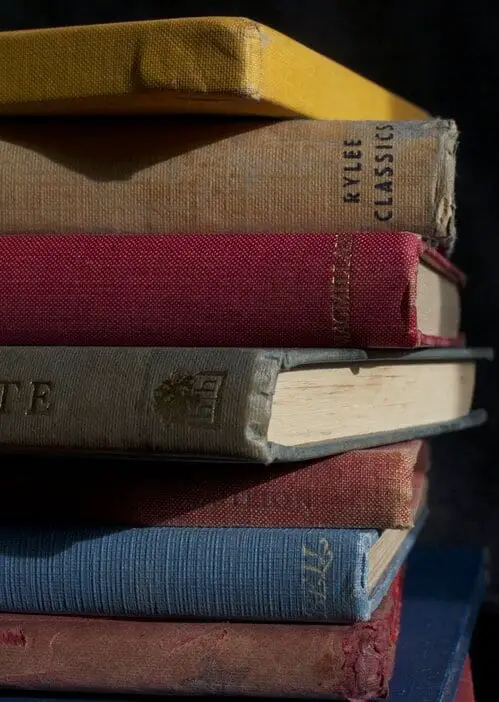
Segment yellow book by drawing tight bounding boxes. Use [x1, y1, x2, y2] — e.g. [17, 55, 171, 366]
[0, 17, 428, 118]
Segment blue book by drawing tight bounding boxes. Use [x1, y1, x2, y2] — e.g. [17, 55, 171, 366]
[0, 545, 483, 702]
[0, 514, 425, 623]
[382, 545, 484, 701]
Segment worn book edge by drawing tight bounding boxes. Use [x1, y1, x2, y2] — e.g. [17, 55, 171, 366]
[0, 17, 429, 119]
[367, 507, 428, 620]
[433, 119, 458, 250]
[0, 347, 489, 465]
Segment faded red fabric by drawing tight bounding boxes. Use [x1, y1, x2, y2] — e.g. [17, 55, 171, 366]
[0, 441, 427, 529]
[455, 657, 476, 702]
[0, 231, 462, 347]
[0, 574, 402, 699]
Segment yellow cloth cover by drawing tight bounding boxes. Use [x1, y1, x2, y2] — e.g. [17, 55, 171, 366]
[0, 17, 428, 119]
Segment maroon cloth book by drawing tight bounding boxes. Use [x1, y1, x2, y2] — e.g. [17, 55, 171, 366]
[0, 575, 402, 699]
[0, 441, 427, 529]
[0, 231, 462, 347]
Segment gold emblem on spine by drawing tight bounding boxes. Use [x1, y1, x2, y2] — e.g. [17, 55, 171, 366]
[152, 372, 225, 427]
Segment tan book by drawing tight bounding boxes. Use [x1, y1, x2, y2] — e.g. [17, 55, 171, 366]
[0, 17, 428, 119]
[0, 117, 457, 250]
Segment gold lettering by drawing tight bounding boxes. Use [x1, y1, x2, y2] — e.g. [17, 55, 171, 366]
[331, 234, 353, 346]
[302, 539, 333, 618]
[304, 564, 326, 575]
[153, 372, 225, 428]
[305, 588, 327, 605]
[27, 382, 53, 415]
[317, 537, 333, 559]
[302, 544, 319, 558]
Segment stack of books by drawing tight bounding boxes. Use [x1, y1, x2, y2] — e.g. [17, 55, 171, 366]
[0, 17, 491, 701]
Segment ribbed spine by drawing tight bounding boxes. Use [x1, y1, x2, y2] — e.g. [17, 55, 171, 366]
[0, 526, 376, 622]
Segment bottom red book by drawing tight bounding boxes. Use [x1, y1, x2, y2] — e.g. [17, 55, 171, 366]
[0, 574, 402, 700]
[455, 657, 476, 702]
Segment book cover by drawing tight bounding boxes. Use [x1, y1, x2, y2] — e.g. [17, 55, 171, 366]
[0, 17, 428, 119]
[0, 118, 456, 250]
[0, 346, 486, 463]
[0, 442, 427, 530]
[0, 232, 462, 348]
[382, 546, 484, 702]
[0, 547, 482, 700]
[0, 515, 422, 622]
[0, 576, 402, 699]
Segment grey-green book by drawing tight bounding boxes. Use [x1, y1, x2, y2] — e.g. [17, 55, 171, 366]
[0, 346, 490, 464]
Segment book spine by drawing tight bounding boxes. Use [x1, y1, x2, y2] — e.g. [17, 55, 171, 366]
[0, 525, 375, 622]
[0, 18, 259, 109]
[0, 346, 280, 462]
[0, 17, 428, 121]
[0, 118, 456, 249]
[0, 231, 461, 348]
[0, 442, 425, 529]
[0, 576, 401, 698]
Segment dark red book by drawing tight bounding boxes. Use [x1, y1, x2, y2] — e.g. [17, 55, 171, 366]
[0, 231, 462, 347]
[455, 657, 476, 702]
[0, 441, 427, 529]
[0, 574, 402, 699]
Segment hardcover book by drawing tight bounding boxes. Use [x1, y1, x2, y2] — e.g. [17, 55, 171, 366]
[382, 546, 484, 702]
[0, 118, 456, 250]
[0, 17, 428, 119]
[0, 346, 487, 463]
[0, 441, 427, 530]
[0, 547, 482, 700]
[0, 576, 403, 699]
[0, 504, 425, 622]
[0, 232, 462, 348]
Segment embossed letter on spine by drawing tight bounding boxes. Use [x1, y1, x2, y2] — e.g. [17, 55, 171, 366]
[0, 381, 53, 415]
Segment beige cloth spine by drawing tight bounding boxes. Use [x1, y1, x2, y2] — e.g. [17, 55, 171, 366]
[0, 117, 456, 249]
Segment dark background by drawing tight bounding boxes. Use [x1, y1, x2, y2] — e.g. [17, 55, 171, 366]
[1, 2, 497, 698]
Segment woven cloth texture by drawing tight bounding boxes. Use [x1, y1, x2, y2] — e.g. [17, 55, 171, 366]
[0, 118, 455, 249]
[0, 524, 379, 621]
[0, 346, 483, 463]
[0, 232, 460, 347]
[0, 574, 402, 698]
[0, 441, 426, 529]
[0, 17, 428, 119]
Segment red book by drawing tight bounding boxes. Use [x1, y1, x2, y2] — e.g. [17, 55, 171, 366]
[1, 441, 427, 529]
[0, 231, 462, 347]
[455, 657, 476, 702]
[0, 574, 402, 699]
